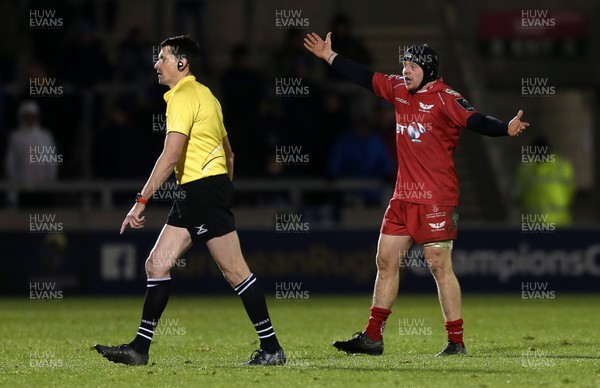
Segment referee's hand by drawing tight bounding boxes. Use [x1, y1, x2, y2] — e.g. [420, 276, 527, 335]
[120, 203, 146, 234]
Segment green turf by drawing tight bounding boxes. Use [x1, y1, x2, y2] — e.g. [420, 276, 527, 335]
[0, 295, 598, 387]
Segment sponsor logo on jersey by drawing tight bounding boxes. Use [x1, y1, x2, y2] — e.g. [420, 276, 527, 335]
[395, 97, 409, 105]
[396, 122, 430, 143]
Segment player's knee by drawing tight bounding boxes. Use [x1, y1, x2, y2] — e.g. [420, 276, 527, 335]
[376, 251, 399, 272]
[424, 247, 451, 274]
[218, 258, 250, 286]
[221, 267, 247, 287]
[145, 254, 170, 278]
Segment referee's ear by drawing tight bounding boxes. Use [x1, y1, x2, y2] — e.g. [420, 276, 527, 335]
[177, 57, 189, 72]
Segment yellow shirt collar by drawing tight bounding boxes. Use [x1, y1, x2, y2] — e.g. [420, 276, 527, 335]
[163, 75, 196, 102]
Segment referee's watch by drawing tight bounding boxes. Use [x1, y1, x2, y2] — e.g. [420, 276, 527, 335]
[135, 193, 149, 205]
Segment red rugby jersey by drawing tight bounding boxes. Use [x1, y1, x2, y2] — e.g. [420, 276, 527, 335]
[372, 73, 478, 206]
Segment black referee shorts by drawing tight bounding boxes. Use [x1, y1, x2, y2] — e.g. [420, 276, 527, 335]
[166, 174, 236, 243]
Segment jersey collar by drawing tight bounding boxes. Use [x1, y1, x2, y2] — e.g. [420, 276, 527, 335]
[415, 78, 444, 94]
[163, 75, 196, 102]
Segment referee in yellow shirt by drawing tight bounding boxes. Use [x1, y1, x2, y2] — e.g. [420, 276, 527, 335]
[95, 36, 285, 366]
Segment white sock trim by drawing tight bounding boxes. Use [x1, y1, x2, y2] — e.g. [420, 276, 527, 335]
[136, 332, 153, 340]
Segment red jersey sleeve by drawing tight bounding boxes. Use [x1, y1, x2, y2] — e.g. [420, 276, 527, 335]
[440, 88, 478, 128]
[372, 73, 404, 104]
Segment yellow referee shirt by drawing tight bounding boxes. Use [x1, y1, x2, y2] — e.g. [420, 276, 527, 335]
[163, 75, 228, 185]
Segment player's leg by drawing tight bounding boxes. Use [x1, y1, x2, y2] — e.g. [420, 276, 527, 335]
[423, 241, 466, 356]
[373, 234, 415, 308]
[369, 234, 414, 331]
[95, 225, 192, 365]
[207, 231, 285, 366]
[333, 233, 413, 355]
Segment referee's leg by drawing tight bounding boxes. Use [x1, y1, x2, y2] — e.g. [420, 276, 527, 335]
[206, 230, 250, 285]
[207, 231, 285, 363]
[131, 225, 192, 352]
[94, 225, 192, 365]
[146, 225, 192, 278]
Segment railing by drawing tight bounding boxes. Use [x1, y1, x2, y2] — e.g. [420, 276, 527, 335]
[0, 179, 394, 210]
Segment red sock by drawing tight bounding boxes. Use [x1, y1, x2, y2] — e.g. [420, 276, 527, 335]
[364, 306, 391, 341]
[445, 318, 464, 345]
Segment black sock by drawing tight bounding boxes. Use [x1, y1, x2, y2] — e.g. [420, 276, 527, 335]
[233, 273, 281, 353]
[129, 277, 171, 354]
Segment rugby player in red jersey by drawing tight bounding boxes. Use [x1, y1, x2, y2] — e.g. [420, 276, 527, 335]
[305, 32, 529, 356]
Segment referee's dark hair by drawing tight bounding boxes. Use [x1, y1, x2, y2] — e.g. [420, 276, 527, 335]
[161, 35, 202, 75]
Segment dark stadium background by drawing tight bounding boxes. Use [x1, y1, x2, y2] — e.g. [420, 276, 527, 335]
[1, 0, 598, 297]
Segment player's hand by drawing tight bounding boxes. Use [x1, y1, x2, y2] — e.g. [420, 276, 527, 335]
[507, 110, 530, 137]
[304, 32, 334, 61]
[120, 203, 146, 234]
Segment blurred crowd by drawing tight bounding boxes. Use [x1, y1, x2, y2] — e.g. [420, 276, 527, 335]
[1, 8, 396, 188]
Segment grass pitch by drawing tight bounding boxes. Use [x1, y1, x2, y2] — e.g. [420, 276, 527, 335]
[0, 294, 598, 387]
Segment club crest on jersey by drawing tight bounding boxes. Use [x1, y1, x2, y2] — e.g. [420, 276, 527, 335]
[418, 101, 434, 113]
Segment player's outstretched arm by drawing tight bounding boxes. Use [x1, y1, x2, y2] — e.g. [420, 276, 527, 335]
[466, 110, 529, 137]
[304, 32, 375, 91]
